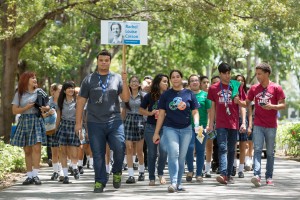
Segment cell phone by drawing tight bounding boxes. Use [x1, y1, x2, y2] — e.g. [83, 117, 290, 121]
[154, 139, 160, 144]
[259, 102, 266, 106]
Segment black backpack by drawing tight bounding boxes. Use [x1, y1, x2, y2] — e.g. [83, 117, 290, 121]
[34, 89, 49, 117]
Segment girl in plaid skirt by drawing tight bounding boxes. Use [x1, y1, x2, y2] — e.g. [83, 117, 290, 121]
[56, 81, 80, 184]
[121, 76, 146, 184]
[43, 83, 62, 181]
[11, 71, 50, 185]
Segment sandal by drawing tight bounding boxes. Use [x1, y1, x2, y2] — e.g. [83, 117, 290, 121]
[158, 176, 166, 185]
[186, 172, 194, 182]
[149, 180, 155, 186]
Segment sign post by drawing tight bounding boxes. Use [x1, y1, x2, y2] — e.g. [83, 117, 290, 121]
[122, 44, 126, 72]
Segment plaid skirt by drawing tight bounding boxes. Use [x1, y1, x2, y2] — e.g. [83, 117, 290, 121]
[124, 114, 145, 141]
[10, 114, 47, 147]
[57, 119, 80, 147]
[46, 132, 59, 147]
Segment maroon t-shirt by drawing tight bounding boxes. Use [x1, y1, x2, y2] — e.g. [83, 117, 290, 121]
[208, 81, 246, 129]
[247, 82, 285, 128]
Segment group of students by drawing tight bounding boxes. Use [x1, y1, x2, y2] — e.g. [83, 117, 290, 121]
[10, 49, 286, 193]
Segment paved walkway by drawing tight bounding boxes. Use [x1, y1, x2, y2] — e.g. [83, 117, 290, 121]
[1, 157, 300, 200]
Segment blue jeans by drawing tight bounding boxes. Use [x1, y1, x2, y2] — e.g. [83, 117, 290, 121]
[252, 125, 276, 179]
[216, 128, 238, 177]
[161, 125, 192, 185]
[87, 120, 125, 185]
[144, 123, 167, 181]
[186, 129, 208, 176]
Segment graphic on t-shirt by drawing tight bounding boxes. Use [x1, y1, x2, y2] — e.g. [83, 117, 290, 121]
[217, 90, 232, 104]
[257, 90, 273, 106]
[152, 101, 158, 110]
[169, 97, 186, 111]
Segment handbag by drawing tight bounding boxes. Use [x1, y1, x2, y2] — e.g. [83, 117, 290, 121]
[44, 109, 57, 135]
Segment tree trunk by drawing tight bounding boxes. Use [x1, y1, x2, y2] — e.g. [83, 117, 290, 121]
[0, 40, 20, 143]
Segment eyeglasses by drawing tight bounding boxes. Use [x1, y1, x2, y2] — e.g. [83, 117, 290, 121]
[130, 80, 139, 83]
[190, 79, 199, 83]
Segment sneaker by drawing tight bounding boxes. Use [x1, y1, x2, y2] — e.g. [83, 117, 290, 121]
[244, 165, 251, 171]
[168, 185, 177, 193]
[204, 172, 212, 178]
[177, 185, 186, 192]
[212, 162, 218, 172]
[126, 176, 136, 184]
[51, 172, 59, 180]
[149, 180, 155, 186]
[78, 166, 84, 175]
[113, 172, 122, 188]
[251, 176, 261, 187]
[32, 176, 42, 185]
[196, 176, 203, 183]
[238, 171, 244, 178]
[227, 176, 234, 184]
[59, 176, 64, 182]
[266, 178, 274, 186]
[48, 159, 53, 167]
[138, 172, 145, 181]
[22, 177, 33, 185]
[231, 166, 236, 176]
[216, 175, 227, 184]
[69, 166, 73, 175]
[94, 181, 104, 193]
[63, 176, 69, 184]
[186, 172, 193, 182]
[123, 163, 128, 171]
[73, 169, 80, 180]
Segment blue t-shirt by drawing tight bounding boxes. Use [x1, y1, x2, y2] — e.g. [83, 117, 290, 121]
[158, 88, 199, 129]
[140, 93, 159, 125]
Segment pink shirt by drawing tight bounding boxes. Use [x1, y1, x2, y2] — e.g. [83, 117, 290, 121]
[247, 82, 285, 128]
[208, 81, 246, 129]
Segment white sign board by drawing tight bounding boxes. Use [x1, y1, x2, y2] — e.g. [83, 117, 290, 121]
[101, 20, 148, 45]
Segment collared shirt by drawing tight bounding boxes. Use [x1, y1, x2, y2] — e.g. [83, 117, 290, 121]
[122, 92, 146, 115]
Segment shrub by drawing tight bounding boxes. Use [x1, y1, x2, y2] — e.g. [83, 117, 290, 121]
[277, 123, 300, 157]
[0, 138, 25, 180]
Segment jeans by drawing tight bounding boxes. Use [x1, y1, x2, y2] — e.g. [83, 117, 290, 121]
[87, 120, 125, 185]
[144, 123, 167, 181]
[252, 125, 276, 179]
[216, 128, 238, 177]
[186, 129, 208, 176]
[161, 125, 192, 185]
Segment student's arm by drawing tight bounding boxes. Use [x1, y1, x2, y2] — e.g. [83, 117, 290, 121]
[119, 72, 130, 102]
[153, 109, 166, 143]
[75, 96, 87, 134]
[206, 101, 215, 132]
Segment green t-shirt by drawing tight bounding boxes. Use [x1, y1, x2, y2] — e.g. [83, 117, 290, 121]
[192, 90, 211, 127]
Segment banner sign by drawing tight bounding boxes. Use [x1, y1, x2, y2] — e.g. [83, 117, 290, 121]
[101, 20, 148, 45]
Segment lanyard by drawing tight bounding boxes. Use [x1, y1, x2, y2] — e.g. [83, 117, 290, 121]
[220, 83, 231, 106]
[97, 72, 110, 94]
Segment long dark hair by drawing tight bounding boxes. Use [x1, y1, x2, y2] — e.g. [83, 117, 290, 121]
[57, 81, 76, 112]
[235, 74, 248, 93]
[125, 76, 143, 111]
[150, 74, 169, 102]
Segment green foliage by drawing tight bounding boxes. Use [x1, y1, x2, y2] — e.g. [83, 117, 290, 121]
[0, 138, 25, 180]
[277, 123, 300, 157]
